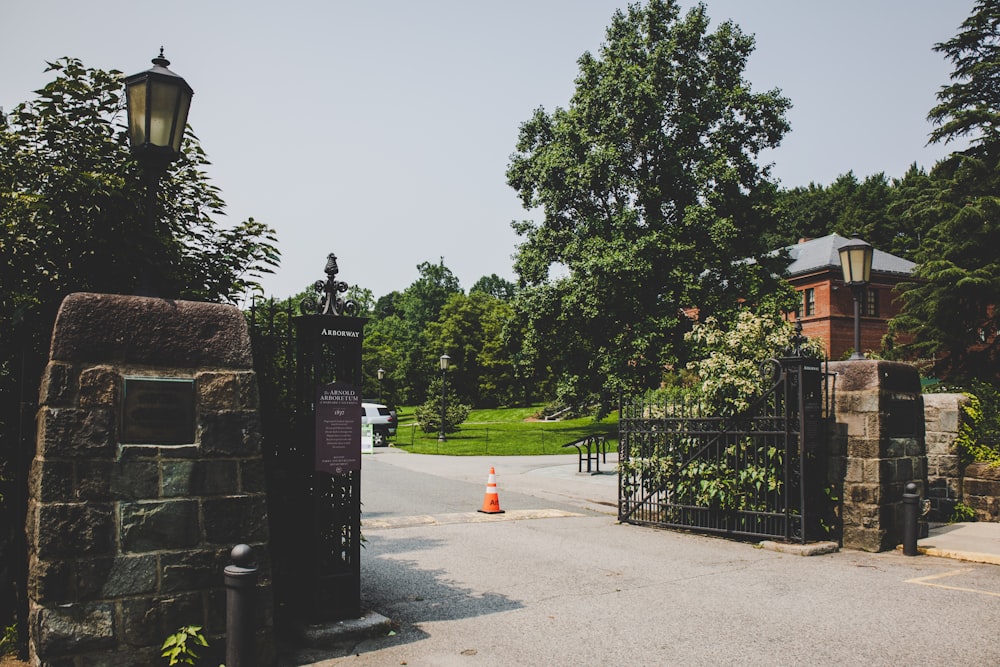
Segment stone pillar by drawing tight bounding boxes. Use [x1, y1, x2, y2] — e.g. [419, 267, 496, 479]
[827, 360, 925, 552]
[27, 293, 273, 666]
[923, 393, 967, 520]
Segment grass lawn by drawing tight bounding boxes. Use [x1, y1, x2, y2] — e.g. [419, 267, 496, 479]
[391, 405, 619, 456]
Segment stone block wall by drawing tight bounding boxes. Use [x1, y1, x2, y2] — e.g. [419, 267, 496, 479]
[925, 392, 1000, 521]
[826, 360, 925, 552]
[27, 293, 273, 666]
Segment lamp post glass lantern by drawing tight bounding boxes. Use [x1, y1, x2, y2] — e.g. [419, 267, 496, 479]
[838, 239, 873, 361]
[377, 368, 385, 403]
[124, 49, 193, 297]
[438, 354, 450, 442]
[125, 48, 193, 167]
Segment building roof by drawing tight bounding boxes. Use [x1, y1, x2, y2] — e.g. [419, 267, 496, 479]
[783, 233, 916, 278]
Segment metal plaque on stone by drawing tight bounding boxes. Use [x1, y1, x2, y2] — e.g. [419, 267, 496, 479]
[121, 377, 196, 445]
[315, 382, 361, 473]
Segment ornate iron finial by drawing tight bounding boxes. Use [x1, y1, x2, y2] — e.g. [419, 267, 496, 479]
[152, 47, 170, 68]
[300, 253, 359, 316]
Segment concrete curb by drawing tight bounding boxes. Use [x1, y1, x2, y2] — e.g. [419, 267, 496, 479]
[759, 540, 839, 556]
[904, 544, 1000, 566]
[278, 611, 394, 664]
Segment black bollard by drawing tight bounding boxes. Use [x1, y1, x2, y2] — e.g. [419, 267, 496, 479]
[225, 544, 258, 667]
[902, 482, 920, 557]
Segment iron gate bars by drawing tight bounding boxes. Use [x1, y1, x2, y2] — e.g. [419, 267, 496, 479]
[618, 356, 825, 543]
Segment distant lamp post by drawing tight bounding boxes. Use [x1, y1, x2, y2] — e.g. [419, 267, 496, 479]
[124, 49, 193, 296]
[838, 238, 873, 361]
[377, 367, 386, 404]
[438, 354, 451, 442]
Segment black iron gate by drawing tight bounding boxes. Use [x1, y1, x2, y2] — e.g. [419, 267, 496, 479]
[618, 355, 828, 543]
[249, 263, 366, 624]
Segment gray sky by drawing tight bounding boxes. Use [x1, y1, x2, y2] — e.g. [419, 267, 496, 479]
[1, 1, 973, 302]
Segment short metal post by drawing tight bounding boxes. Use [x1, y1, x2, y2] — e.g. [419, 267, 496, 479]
[225, 544, 258, 666]
[902, 483, 920, 557]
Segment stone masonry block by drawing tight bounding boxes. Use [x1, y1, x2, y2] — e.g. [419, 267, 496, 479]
[29, 458, 74, 503]
[39, 362, 75, 407]
[49, 293, 252, 369]
[120, 500, 201, 553]
[28, 556, 73, 605]
[849, 436, 880, 459]
[78, 366, 119, 408]
[202, 494, 269, 545]
[76, 555, 158, 600]
[162, 459, 239, 497]
[110, 459, 160, 500]
[848, 483, 882, 505]
[838, 390, 881, 414]
[967, 462, 1000, 481]
[33, 602, 116, 657]
[75, 460, 114, 501]
[841, 411, 870, 440]
[38, 407, 115, 458]
[844, 458, 864, 483]
[199, 410, 263, 457]
[161, 549, 221, 593]
[120, 593, 204, 649]
[197, 371, 259, 411]
[843, 525, 890, 553]
[79, 366, 122, 410]
[36, 502, 115, 560]
[924, 432, 953, 456]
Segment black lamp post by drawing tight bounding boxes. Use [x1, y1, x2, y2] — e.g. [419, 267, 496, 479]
[124, 49, 193, 296]
[438, 354, 450, 442]
[838, 238, 873, 361]
[377, 368, 385, 404]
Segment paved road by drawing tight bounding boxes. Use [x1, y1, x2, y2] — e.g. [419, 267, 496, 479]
[297, 448, 1000, 666]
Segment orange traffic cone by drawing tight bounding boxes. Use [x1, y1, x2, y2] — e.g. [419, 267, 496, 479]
[478, 466, 505, 514]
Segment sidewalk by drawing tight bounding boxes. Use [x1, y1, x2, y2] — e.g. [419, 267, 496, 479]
[919, 521, 1000, 565]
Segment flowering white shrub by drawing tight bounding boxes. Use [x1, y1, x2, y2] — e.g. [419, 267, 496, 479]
[684, 308, 825, 415]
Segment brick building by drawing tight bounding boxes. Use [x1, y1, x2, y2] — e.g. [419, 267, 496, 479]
[784, 234, 915, 359]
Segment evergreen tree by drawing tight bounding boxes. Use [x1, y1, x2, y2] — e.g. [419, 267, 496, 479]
[891, 0, 1000, 380]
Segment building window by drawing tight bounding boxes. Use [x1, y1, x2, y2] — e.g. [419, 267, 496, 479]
[862, 288, 879, 317]
[803, 288, 816, 316]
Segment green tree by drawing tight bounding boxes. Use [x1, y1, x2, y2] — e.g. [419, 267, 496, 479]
[506, 0, 791, 412]
[770, 172, 908, 258]
[469, 274, 517, 301]
[890, 0, 1000, 380]
[397, 259, 462, 329]
[414, 376, 471, 436]
[425, 291, 519, 408]
[361, 260, 463, 405]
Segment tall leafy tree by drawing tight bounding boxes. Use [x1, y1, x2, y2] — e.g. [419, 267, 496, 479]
[891, 0, 1000, 380]
[506, 0, 791, 410]
[469, 273, 517, 301]
[425, 291, 519, 407]
[362, 259, 463, 405]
